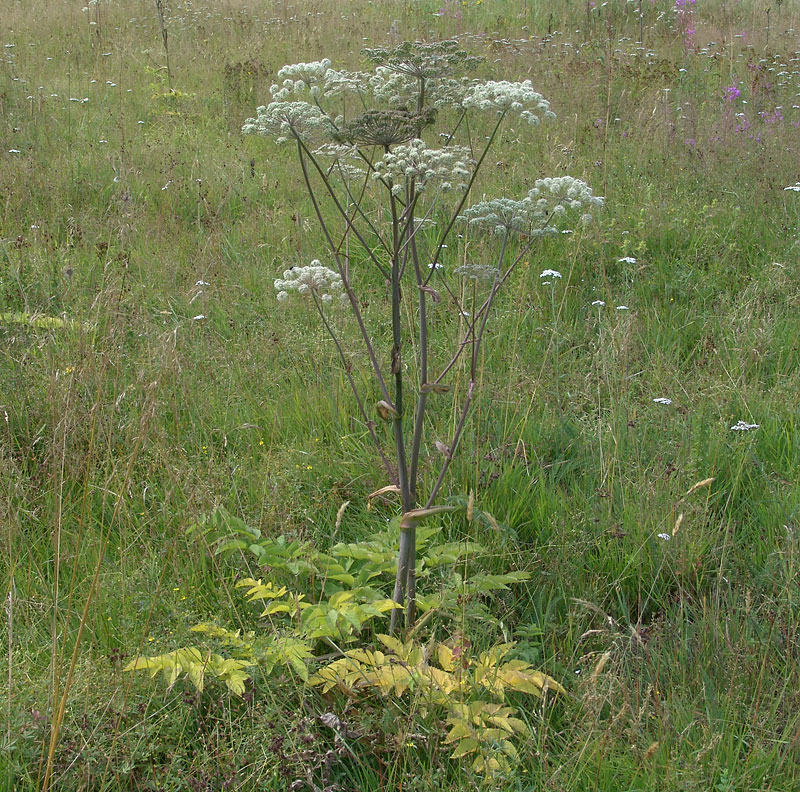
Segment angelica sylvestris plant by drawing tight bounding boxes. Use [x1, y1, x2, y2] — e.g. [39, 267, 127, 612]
[242, 41, 604, 631]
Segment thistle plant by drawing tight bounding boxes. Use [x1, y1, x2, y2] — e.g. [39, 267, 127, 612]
[243, 41, 604, 633]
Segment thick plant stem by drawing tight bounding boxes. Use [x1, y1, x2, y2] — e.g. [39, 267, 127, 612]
[388, 182, 414, 634]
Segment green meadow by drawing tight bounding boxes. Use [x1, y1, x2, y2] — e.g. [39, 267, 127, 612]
[2, 0, 800, 789]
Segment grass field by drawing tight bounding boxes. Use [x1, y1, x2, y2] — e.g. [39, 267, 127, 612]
[2, 0, 800, 789]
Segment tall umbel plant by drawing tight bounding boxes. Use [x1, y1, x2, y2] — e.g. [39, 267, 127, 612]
[243, 42, 603, 632]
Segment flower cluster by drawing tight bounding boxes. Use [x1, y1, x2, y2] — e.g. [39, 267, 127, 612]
[530, 176, 605, 211]
[369, 68, 469, 109]
[313, 143, 365, 180]
[730, 420, 759, 432]
[452, 263, 500, 281]
[369, 67, 418, 107]
[363, 40, 482, 80]
[459, 197, 542, 235]
[459, 178, 602, 235]
[529, 176, 605, 225]
[274, 261, 345, 304]
[242, 102, 333, 144]
[462, 80, 555, 124]
[269, 60, 331, 99]
[372, 139, 472, 195]
[335, 109, 432, 147]
[323, 69, 371, 97]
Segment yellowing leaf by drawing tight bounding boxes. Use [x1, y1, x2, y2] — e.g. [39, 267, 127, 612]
[444, 719, 473, 743]
[498, 660, 566, 696]
[377, 633, 405, 657]
[427, 666, 459, 695]
[437, 643, 456, 671]
[450, 737, 480, 758]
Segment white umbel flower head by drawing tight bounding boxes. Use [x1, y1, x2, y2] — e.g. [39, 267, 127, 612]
[269, 60, 332, 99]
[458, 197, 540, 235]
[274, 261, 345, 303]
[453, 263, 500, 281]
[369, 66, 418, 107]
[242, 102, 333, 144]
[529, 177, 605, 224]
[730, 420, 759, 431]
[372, 139, 472, 195]
[323, 69, 370, 96]
[459, 177, 602, 236]
[463, 80, 555, 124]
[313, 143, 366, 180]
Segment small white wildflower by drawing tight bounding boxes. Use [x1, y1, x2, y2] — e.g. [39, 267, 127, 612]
[784, 183, 800, 192]
[8, 149, 21, 154]
[616, 305, 629, 310]
[591, 300, 606, 307]
[618, 256, 637, 264]
[730, 420, 760, 431]
[192, 314, 206, 321]
[656, 533, 671, 541]
[428, 261, 444, 270]
[653, 397, 672, 405]
[540, 269, 562, 279]
[276, 290, 289, 302]
[195, 280, 210, 286]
